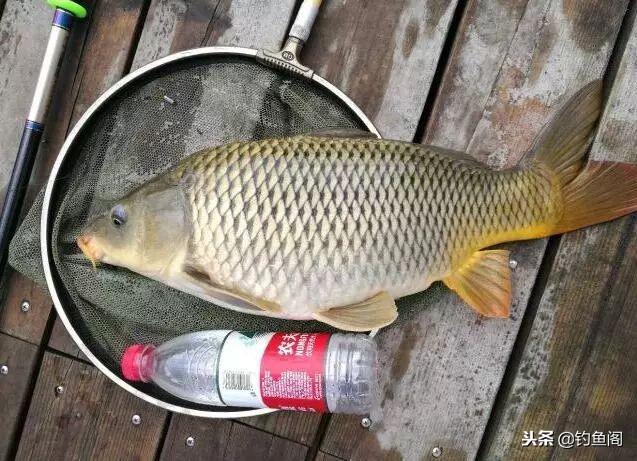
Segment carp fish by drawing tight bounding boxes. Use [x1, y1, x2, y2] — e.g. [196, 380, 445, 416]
[77, 81, 637, 331]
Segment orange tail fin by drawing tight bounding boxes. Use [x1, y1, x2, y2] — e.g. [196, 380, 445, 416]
[554, 161, 637, 234]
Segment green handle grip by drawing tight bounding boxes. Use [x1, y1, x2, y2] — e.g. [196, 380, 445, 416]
[47, 0, 87, 18]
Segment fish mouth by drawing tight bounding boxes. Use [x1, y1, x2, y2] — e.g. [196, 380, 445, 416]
[76, 234, 104, 269]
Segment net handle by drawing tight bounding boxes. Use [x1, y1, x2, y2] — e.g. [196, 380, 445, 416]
[256, 0, 323, 78]
[289, 0, 323, 44]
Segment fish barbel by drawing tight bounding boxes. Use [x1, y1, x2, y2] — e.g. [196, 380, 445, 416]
[77, 81, 637, 330]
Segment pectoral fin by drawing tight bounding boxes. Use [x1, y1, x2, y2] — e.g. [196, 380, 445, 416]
[443, 250, 512, 318]
[312, 291, 398, 331]
[180, 264, 282, 314]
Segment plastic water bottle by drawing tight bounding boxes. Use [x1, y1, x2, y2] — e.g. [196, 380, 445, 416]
[121, 331, 379, 414]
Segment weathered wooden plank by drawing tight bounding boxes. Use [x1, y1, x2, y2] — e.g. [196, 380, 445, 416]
[240, 411, 322, 445]
[224, 422, 308, 461]
[1, 272, 52, 345]
[482, 9, 637, 459]
[159, 415, 311, 460]
[65, 0, 150, 127]
[48, 315, 87, 361]
[15, 352, 168, 460]
[0, 333, 38, 460]
[316, 451, 346, 461]
[159, 415, 232, 460]
[0, 0, 52, 195]
[131, 0, 296, 71]
[320, 1, 629, 460]
[424, 0, 528, 150]
[302, 0, 459, 141]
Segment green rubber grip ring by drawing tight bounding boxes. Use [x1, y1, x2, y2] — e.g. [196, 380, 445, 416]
[47, 0, 87, 18]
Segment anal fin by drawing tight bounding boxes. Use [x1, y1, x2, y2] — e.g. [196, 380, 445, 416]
[443, 250, 512, 318]
[312, 291, 398, 331]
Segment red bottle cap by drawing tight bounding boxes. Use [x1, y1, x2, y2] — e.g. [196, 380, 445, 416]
[121, 344, 148, 381]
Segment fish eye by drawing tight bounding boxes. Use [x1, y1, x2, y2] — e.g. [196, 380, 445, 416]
[111, 205, 127, 227]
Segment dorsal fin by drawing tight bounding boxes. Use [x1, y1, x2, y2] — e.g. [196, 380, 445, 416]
[527, 80, 603, 182]
[305, 128, 378, 139]
[431, 146, 489, 168]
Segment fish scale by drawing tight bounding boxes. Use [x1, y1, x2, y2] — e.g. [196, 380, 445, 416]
[169, 136, 556, 315]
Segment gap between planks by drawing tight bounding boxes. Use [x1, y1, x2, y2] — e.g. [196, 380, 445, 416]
[412, 0, 469, 144]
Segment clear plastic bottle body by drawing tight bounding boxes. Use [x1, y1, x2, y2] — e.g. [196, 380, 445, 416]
[128, 331, 379, 414]
[139, 330, 229, 405]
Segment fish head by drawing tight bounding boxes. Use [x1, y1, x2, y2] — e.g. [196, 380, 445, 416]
[77, 180, 190, 276]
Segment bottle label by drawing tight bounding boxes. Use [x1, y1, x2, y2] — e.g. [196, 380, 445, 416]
[217, 332, 272, 408]
[260, 332, 331, 412]
[217, 332, 330, 411]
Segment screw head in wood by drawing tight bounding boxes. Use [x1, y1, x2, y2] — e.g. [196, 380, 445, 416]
[432, 446, 442, 458]
[21, 300, 30, 312]
[509, 259, 518, 269]
[185, 436, 195, 447]
[0, 365, 8, 375]
[132, 414, 141, 425]
[55, 385, 64, 395]
[360, 417, 372, 428]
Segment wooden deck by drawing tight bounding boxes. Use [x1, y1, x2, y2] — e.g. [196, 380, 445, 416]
[0, 1, 635, 460]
